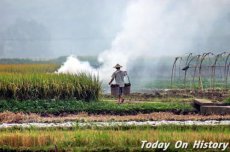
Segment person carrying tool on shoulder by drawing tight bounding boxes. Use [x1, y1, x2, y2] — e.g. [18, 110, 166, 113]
[109, 64, 127, 103]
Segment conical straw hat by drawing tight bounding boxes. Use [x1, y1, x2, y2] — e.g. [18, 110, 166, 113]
[113, 64, 122, 68]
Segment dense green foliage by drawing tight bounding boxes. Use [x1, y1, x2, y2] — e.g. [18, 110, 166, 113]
[225, 97, 230, 105]
[0, 100, 194, 115]
[0, 73, 101, 101]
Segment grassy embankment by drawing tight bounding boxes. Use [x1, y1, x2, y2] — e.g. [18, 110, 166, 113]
[0, 125, 229, 151]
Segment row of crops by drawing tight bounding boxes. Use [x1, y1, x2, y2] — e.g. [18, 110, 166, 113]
[0, 64, 58, 73]
[0, 64, 101, 101]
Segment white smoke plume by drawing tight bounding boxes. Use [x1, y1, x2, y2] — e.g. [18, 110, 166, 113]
[57, 55, 98, 75]
[57, 0, 230, 82]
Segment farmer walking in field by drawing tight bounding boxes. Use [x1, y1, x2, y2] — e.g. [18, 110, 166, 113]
[109, 64, 127, 103]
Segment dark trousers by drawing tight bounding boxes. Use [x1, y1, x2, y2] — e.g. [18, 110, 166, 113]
[119, 87, 124, 96]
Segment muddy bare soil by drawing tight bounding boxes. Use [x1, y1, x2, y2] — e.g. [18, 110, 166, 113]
[104, 89, 230, 101]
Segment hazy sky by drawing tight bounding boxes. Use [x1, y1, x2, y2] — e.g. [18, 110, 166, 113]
[0, 0, 128, 58]
[0, 0, 230, 58]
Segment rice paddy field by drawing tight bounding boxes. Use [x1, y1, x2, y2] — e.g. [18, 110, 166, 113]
[0, 126, 229, 152]
[0, 64, 58, 73]
[0, 64, 100, 101]
[0, 63, 229, 152]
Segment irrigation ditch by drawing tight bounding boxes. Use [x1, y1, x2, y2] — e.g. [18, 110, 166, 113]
[0, 120, 230, 129]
